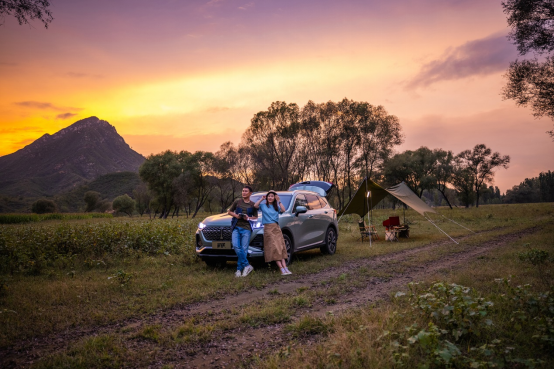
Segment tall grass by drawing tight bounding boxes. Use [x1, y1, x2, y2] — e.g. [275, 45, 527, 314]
[0, 218, 198, 274]
[0, 213, 113, 224]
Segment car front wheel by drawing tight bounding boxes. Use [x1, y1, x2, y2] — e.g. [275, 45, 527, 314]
[283, 233, 294, 265]
[320, 227, 337, 255]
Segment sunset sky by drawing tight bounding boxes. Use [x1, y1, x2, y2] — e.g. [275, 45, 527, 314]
[1, 0, 552, 191]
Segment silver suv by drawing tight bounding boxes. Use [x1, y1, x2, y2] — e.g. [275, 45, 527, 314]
[195, 181, 338, 267]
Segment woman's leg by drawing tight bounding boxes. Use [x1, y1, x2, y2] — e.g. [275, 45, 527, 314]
[280, 259, 287, 269]
[276, 260, 283, 269]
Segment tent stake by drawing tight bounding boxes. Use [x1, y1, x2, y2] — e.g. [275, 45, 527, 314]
[425, 216, 459, 244]
[440, 215, 476, 233]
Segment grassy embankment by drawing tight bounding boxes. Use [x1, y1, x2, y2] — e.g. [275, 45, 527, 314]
[0, 204, 552, 367]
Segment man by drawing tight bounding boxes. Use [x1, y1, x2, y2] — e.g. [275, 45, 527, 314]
[228, 185, 258, 277]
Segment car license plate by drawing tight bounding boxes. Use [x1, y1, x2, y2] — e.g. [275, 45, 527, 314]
[213, 241, 232, 249]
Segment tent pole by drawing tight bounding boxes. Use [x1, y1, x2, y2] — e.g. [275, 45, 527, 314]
[425, 216, 459, 244]
[440, 214, 476, 233]
[364, 178, 371, 248]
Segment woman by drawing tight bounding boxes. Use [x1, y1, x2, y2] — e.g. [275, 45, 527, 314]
[254, 190, 292, 275]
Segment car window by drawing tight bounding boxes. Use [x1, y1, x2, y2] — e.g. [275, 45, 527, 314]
[317, 195, 329, 208]
[305, 194, 321, 210]
[293, 194, 307, 212]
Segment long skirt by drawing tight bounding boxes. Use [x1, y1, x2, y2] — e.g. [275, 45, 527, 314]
[263, 223, 288, 263]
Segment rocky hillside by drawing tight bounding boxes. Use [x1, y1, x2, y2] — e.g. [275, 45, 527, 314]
[0, 117, 145, 197]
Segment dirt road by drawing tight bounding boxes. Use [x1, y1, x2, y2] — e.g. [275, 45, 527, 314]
[0, 227, 537, 368]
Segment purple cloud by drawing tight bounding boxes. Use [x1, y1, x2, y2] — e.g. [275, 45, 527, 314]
[406, 33, 519, 89]
[14, 101, 82, 112]
[65, 72, 104, 79]
[56, 112, 78, 120]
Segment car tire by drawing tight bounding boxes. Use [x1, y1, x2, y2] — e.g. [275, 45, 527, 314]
[320, 227, 337, 255]
[283, 233, 294, 266]
[204, 258, 226, 268]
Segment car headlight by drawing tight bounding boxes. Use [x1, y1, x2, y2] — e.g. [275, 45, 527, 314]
[252, 221, 263, 229]
[198, 222, 206, 230]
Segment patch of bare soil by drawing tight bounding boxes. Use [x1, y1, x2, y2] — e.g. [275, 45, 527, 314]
[0, 227, 537, 368]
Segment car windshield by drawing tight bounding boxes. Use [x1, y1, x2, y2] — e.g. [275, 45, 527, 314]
[250, 194, 293, 210]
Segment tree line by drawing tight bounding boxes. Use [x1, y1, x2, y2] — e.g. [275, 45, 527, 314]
[135, 99, 515, 218]
[504, 171, 554, 203]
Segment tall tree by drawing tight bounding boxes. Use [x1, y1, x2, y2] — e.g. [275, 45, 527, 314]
[383, 147, 436, 197]
[0, 0, 53, 28]
[187, 151, 216, 218]
[132, 183, 151, 217]
[433, 149, 455, 209]
[84, 191, 101, 212]
[245, 101, 306, 189]
[502, 0, 554, 139]
[456, 144, 510, 207]
[451, 161, 476, 208]
[139, 151, 181, 218]
[214, 143, 243, 212]
[356, 104, 403, 180]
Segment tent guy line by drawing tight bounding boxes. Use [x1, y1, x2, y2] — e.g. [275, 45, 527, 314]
[337, 178, 471, 244]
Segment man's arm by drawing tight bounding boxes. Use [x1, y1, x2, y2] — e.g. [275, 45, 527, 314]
[247, 202, 259, 221]
[227, 201, 241, 219]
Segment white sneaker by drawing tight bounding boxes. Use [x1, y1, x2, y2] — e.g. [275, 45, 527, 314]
[284, 267, 292, 275]
[280, 267, 288, 275]
[235, 270, 242, 278]
[242, 265, 254, 277]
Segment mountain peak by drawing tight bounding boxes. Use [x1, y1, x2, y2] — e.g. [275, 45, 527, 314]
[0, 117, 145, 197]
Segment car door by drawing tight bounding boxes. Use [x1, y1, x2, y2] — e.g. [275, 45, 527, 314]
[303, 193, 327, 245]
[317, 195, 334, 223]
[288, 194, 311, 248]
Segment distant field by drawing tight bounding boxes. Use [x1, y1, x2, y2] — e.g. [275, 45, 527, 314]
[0, 204, 552, 368]
[0, 213, 113, 224]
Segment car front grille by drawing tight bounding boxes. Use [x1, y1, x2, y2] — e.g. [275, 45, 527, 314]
[202, 226, 232, 241]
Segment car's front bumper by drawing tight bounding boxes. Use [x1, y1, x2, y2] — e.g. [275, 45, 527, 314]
[195, 228, 265, 259]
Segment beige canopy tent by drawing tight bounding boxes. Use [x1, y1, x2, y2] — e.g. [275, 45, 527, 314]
[338, 178, 467, 244]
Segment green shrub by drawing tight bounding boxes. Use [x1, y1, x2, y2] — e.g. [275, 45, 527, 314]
[32, 199, 57, 214]
[112, 195, 135, 216]
[383, 280, 553, 368]
[518, 248, 550, 266]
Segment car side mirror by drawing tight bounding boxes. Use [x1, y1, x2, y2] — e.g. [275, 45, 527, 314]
[295, 206, 307, 216]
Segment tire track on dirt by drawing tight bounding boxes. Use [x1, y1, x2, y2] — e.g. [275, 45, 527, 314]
[0, 226, 531, 368]
[162, 227, 538, 368]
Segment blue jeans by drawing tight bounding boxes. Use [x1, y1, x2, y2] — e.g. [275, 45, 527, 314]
[232, 227, 251, 272]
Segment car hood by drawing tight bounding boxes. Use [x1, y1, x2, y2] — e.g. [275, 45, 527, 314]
[201, 213, 233, 227]
[201, 212, 264, 227]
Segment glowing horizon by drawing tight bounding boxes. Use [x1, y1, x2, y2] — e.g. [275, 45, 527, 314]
[1, 0, 552, 191]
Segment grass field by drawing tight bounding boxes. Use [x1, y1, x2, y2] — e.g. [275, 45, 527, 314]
[0, 204, 553, 368]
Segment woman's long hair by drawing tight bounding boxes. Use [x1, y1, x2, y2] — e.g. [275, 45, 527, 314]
[265, 194, 279, 211]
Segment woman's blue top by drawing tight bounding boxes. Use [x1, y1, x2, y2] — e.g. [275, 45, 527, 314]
[259, 202, 282, 224]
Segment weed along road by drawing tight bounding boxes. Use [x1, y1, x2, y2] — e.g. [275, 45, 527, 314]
[0, 204, 553, 368]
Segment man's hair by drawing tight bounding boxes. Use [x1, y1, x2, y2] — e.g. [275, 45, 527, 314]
[243, 185, 253, 193]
